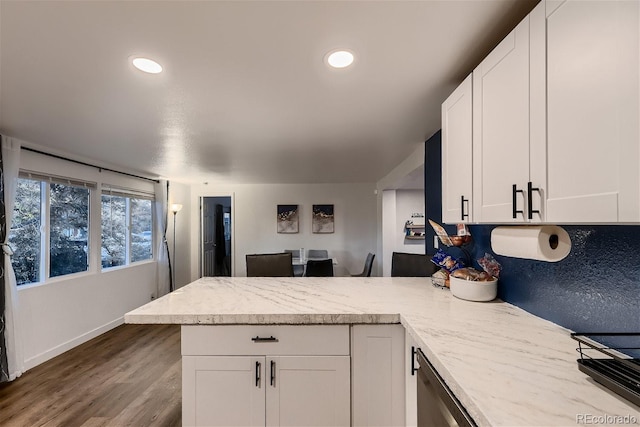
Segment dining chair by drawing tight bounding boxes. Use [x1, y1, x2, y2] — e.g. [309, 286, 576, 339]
[307, 249, 328, 259]
[284, 249, 304, 277]
[246, 252, 294, 277]
[351, 253, 375, 277]
[391, 252, 439, 277]
[305, 259, 334, 277]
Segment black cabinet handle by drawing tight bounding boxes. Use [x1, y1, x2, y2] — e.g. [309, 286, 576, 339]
[255, 361, 261, 387]
[270, 360, 275, 386]
[411, 346, 419, 376]
[251, 336, 278, 342]
[527, 182, 541, 220]
[512, 184, 524, 219]
[460, 196, 469, 221]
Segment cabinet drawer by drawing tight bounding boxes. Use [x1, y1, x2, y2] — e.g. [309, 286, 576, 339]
[182, 325, 350, 356]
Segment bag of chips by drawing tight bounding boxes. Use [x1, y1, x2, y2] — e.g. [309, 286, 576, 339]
[477, 253, 502, 278]
[431, 249, 464, 273]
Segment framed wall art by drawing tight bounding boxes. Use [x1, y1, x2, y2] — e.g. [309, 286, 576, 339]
[312, 204, 334, 233]
[277, 204, 299, 233]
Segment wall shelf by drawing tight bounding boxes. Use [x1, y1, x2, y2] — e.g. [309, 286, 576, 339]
[404, 221, 425, 240]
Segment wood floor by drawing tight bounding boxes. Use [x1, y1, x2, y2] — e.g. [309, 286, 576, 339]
[0, 324, 182, 427]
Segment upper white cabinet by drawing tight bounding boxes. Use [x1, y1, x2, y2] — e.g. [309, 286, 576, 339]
[443, 0, 639, 223]
[442, 74, 474, 223]
[545, 0, 640, 222]
[471, 1, 546, 223]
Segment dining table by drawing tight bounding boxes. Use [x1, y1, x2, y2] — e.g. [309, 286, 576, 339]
[291, 257, 338, 266]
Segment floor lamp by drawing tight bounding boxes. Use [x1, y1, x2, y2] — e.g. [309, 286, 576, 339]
[171, 203, 183, 292]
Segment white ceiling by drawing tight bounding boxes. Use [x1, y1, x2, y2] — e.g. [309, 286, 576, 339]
[0, 0, 537, 185]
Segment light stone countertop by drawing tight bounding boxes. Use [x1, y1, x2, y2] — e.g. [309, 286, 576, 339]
[125, 277, 640, 426]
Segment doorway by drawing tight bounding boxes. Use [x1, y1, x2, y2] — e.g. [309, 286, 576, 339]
[201, 196, 232, 277]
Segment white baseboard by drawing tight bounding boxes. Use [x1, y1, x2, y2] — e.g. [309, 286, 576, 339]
[24, 317, 124, 371]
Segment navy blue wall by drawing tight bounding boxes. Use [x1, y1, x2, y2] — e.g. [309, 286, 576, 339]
[424, 131, 442, 255]
[425, 135, 640, 333]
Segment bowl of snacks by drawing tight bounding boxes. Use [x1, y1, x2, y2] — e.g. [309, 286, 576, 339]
[449, 267, 497, 302]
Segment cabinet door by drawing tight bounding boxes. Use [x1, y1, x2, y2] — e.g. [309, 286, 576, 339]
[442, 74, 473, 224]
[266, 356, 350, 427]
[351, 324, 405, 427]
[473, 15, 533, 223]
[546, 0, 640, 222]
[404, 332, 418, 427]
[183, 356, 266, 427]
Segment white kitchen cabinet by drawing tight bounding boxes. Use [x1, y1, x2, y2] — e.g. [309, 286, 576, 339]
[447, 0, 640, 224]
[545, 0, 640, 222]
[266, 356, 350, 427]
[472, 1, 546, 223]
[183, 356, 265, 427]
[182, 325, 350, 427]
[442, 74, 474, 224]
[404, 332, 418, 427]
[351, 324, 405, 427]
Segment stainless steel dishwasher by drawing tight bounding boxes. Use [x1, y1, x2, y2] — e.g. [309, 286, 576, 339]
[414, 346, 477, 427]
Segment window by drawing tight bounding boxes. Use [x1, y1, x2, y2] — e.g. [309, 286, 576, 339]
[130, 198, 153, 262]
[10, 178, 42, 284]
[9, 170, 155, 285]
[10, 174, 91, 285]
[101, 187, 154, 269]
[101, 194, 126, 267]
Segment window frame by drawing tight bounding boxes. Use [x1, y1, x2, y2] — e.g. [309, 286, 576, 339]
[11, 172, 95, 286]
[101, 185, 155, 270]
[10, 171, 156, 287]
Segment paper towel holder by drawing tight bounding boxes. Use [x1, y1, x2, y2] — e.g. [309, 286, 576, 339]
[491, 225, 571, 262]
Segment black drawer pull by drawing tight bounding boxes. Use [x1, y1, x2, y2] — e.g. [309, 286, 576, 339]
[527, 182, 541, 220]
[251, 336, 278, 342]
[512, 184, 524, 219]
[460, 196, 469, 221]
[270, 360, 276, 386]
[255, 361, 261, 387]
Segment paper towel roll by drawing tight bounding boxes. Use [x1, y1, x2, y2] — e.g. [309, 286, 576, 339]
[490, 225, 571, 262]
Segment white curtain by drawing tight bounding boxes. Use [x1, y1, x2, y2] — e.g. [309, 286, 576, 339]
[154, 179, 171, 297]
[2, 136, 24, 380]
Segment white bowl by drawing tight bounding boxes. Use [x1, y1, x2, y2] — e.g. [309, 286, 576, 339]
[449, 276, 498, 302]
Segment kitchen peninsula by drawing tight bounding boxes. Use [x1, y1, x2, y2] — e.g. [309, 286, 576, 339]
[125, 277, 640, 426]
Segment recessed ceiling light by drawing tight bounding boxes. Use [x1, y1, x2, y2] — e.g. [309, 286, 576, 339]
[132, 57, 163, 74]
[326, 50, 354, 69]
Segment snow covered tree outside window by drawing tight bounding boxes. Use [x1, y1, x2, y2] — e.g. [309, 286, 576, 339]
[101, 194, 153, 268]
[9, 176, 153, 285]
[9, 178, 42, 285]
[10, 178, 89, 285]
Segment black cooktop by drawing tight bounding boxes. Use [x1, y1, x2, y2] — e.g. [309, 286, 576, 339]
[571, 332, 640, 408]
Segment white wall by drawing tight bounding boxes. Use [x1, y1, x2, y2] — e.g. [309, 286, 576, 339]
[168, 181, 191, 289]
[376, 144, 425, 276]
[380, 190, 425, 275]
[20, 263, 156, 369]
[189, 182, 377, 278]
[395, 190, 425, 254]
[15, 146, 158, 370]
[381, 190, 397, 277]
